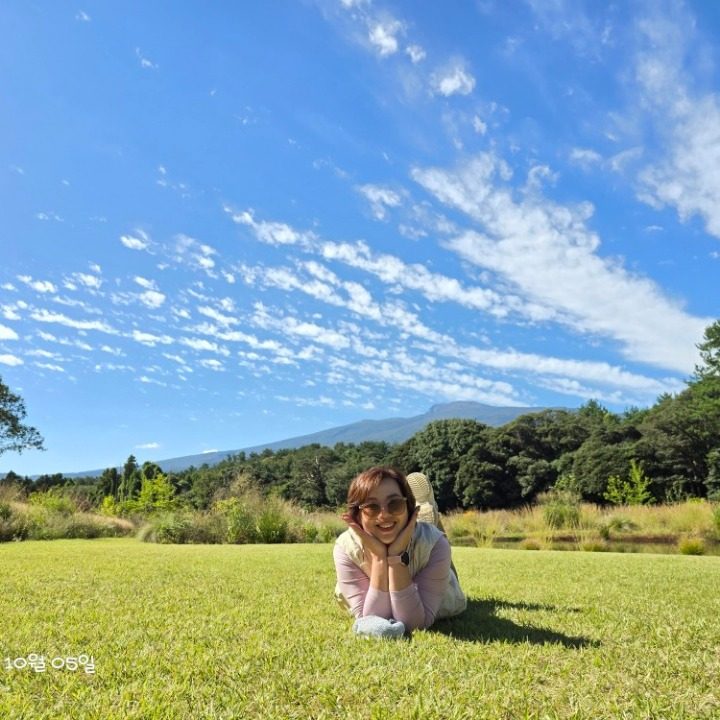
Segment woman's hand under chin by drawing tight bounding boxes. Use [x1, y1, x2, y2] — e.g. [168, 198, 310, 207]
[387, 506, 419, 557]
[341, 512, 388, 561]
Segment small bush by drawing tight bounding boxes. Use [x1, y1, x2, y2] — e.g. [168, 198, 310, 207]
[678, 537, 705, 556]
[0, 501, 12, 521]
[317, 518, 345, 543]
[99, 495, 119, 517]
[28, 489, 75, 516]
[214, 497, 258, 544]
[140, 512, 192, 544]
[542, 491, 580, 530]
[183, 512, 224, 544]
[256, 506, 289, 543]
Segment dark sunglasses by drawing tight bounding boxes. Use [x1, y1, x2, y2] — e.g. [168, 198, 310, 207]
[354, 497, 407, 517]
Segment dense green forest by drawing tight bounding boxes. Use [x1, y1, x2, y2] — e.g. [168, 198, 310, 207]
[4, 321, 720, 513]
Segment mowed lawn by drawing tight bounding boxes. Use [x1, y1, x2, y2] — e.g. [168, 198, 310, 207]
[1, 539, 719, 720]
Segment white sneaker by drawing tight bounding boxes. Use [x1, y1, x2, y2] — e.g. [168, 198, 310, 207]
[406, 472, 439, 527]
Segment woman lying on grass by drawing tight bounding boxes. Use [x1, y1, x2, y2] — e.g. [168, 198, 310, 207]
[334, 466, 466, 638]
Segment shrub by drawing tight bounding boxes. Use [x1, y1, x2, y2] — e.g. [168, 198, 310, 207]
[183, 512, 224, 544]
[317, 517, 345, 543]
[28, 489, 75, 516]
[99, 495, 119, 517]
[256, 506, 289, 543]
[678, 537, 705, 556]
[542, 491, 580, 530]
[0, 501, 11, 521]
[139, 512, 192, 544]
[214, 497, 258, 544]
[604, 460, 654, 505]
[713, 505, 720, 539]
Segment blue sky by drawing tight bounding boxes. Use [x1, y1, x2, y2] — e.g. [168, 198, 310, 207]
[1, 0, 719, 476]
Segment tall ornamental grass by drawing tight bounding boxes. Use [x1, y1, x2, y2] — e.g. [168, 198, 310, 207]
[443, 499, 720, 549]
[136, 488, 346, 545]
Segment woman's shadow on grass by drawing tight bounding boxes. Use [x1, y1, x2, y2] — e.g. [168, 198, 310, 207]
[431, 597, 599, 648]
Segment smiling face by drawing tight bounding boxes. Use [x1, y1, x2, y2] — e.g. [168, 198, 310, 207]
[359, 476, 410, 546]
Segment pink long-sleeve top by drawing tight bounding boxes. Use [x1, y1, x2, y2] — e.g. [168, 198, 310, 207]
[333, 535, 451, 631]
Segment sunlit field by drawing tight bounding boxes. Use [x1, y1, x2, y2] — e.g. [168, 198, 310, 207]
[2, 538, 719, 719]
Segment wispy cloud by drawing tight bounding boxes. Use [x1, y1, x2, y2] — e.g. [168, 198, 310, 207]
[405, 44, 426, 63]
[356, 183, 404, 220]
[36, 212, 64, 222]
[411, 152, 709, 373]
[131, 330, 173, 347]
[430, 60, 476, 97]
[368, 18, 404, 57]
[30, 308, 119, 334]
[17, 276, 57, 293]
[138, 290, 166, 309]
[135, 441, 160, 449]
[0, 324, 19, 341]
[120, 231, 150, 251]
[134, 276, 157, 290]
[135, 48, 158, 70]
[0, 354, 23, 366]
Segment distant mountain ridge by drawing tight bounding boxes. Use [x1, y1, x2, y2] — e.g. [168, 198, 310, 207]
[65, 401, 551, 478]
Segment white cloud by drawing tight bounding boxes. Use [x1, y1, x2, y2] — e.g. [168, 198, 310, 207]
[411, 152, 709, 373]
[227, 207, 316, 247]
[472, 115, 487, 135]
[76, 10, 91, 21]
[35, 362, 65, 373]
[569, 147, 603, 166]
[139, 376, 167, 387]
[135, 441, 160, 449]
[135, 48, 158, 70]
[239, 210, 554, 321]
[0, 354, 22, 366]
[27, 349, 60, 359]
[134, 276, 157, 290]
[30, 308, 118, 334]
[356, 184, 403, 220]
[199, 358, 225, 371]
[71, 273, 102, 290]
[173, 235, 217, 274]
[131, 330, 173, 346]
[36, 212, 64, 222]
[252, 306, 351, 351]
[0, 324, 18, 340]
[17, 275, 57, 293]
[431, 62, 476, 97]
[638, 96, 720, 238]
[631, 11, 720, 239]
[197, 305, 238, 326]
[368, 19, 403, 57]
[406, 44, 426, 63]
[179, 337, 230, 356]
[120, 231, 150, 251]
[232, 209, 687, 400]
[139, 290, 166, 309]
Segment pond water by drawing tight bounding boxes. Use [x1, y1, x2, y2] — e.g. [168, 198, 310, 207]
[490, 538, 720, 556]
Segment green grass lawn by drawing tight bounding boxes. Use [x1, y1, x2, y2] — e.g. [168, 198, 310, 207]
[1, 539, 719, 719]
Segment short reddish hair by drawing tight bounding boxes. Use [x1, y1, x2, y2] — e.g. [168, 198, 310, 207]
[347, 466, 416, 518]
